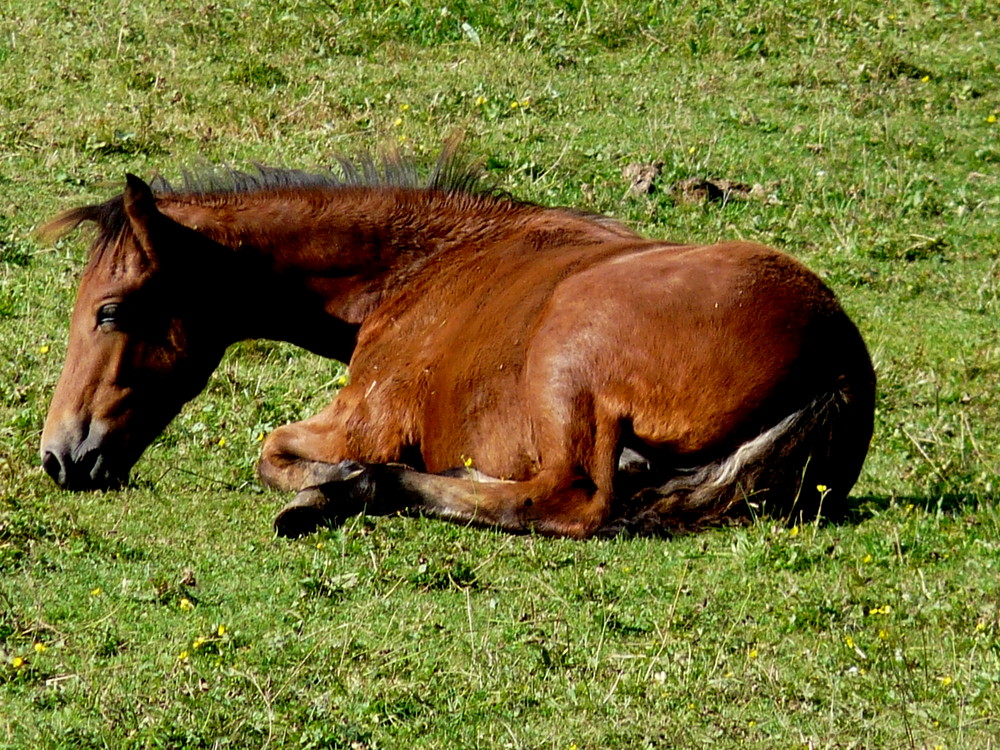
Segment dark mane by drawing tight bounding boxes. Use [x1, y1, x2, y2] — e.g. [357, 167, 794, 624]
[39, 142, 501, 245]
[148, 142, 490, 198]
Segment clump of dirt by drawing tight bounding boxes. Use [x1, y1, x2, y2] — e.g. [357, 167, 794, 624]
[621, 163, 781, 205]
[622, 161, 664, 196]
[669, 177, 781, 205]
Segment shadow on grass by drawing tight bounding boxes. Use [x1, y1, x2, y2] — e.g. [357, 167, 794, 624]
[840, 492, 990, 526]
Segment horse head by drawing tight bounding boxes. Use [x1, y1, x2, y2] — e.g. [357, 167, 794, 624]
[40, 175, 232, 490]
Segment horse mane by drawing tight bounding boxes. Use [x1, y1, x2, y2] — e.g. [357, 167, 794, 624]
[39, 141, 634, 249]
[148, 139, 491, 198]
[38, 141, 501, 243]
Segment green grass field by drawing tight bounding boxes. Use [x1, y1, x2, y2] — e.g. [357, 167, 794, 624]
[2, 1, 998, 747]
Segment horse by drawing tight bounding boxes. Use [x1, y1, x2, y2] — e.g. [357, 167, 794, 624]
[39, 148, 875, 539]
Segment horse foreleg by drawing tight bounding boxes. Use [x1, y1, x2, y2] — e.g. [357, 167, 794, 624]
[269, 373, 621, 539]
[273, 463, 613, 539]
[403, 469, 613, 538]
[257, 409, 352, 491]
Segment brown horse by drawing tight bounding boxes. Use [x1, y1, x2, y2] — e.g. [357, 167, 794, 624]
[40, 150, 875, 538]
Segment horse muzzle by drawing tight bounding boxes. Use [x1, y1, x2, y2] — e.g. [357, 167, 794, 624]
[40, 419, 128, 491]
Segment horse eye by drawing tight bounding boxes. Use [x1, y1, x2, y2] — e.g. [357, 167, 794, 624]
[97, 303, 120, 330]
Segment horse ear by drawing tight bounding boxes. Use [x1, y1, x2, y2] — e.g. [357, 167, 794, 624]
[122, 173, 162, 262]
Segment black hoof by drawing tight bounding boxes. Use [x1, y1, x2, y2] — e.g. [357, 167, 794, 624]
[274, 488, 330, 538]
[273, 462, 392, 538]
[310, 459, 367, 485]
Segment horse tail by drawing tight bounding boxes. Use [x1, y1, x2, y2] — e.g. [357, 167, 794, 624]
[608, 373, 875, 536]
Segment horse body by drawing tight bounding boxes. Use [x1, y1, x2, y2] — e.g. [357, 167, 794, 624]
[40, 156, 875, 538]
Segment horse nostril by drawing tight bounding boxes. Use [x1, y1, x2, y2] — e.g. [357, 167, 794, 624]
[42, 450, 66, 486]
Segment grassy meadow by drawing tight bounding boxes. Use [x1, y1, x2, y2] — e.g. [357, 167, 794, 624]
[1, 0, 999, 747]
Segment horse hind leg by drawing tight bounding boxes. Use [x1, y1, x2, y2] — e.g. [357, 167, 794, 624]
[272, 462, 508, 537]
[604, 381, 875, 535]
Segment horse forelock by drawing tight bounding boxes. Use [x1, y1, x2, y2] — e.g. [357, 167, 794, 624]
[39, 194, 138, 275]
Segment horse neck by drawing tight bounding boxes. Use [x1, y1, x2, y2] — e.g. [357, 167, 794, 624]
[157, 188, 542, 357]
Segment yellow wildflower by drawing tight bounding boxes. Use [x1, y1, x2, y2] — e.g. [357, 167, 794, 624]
[192, 637, 207, 650]
[748, 648, 758, 659]
[475, 95, 487, 106]
[33, 643, 47, 654]
[939, 675, 953, 686]
[90, 587, 102, 596]
[921, 75, 930, 83]
[862, 554, 872, 564]
[179, 597, 194, 611]
[11, 656, 24, 669]
[988, 115, 997, 124]
[178, 650, 189, 661]
[217, 624, 226, 637]
[788, 525, 799, 537]
[38, 345, 50, 354]
[217, 437, 226, 447]
[845, 635, 855, 648]
[816, 484, 828, 493]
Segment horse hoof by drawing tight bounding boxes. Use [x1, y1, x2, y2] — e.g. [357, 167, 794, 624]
[274, 488, 329, 538]
[310, 459, 367, 485]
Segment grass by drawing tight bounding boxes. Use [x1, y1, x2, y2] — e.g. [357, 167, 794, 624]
[1, 0, 999, 747]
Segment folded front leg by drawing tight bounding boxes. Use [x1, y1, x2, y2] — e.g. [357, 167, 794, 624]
[257, 383, 420, 490]
[273, 462, 613, 539]
[258, 414, 351, 491]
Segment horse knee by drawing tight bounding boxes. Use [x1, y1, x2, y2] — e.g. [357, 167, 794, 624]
[258, 424, 344, 491]
[257, 426, 296, 489]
